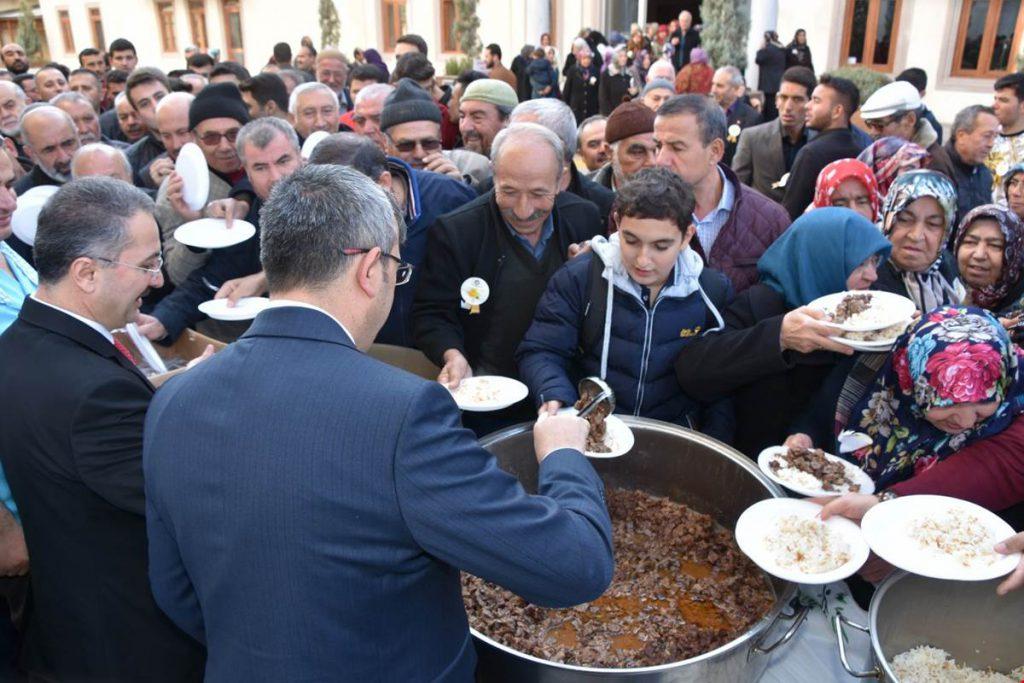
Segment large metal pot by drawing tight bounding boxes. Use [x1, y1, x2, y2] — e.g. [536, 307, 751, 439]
[472, 416, 807, 682]
[835, 570, 1024, 681]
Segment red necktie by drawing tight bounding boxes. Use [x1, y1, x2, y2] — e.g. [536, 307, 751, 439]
[113, 338, 136, 365]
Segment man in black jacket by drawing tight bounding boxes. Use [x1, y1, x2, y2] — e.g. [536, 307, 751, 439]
[782, 73, 864, 219]
[413, 123, 603, 410]
[711, 65, 763, 166]
[929, 104, 998, 230]
[0, 178, 204, 681]
[670, 11, 701, 71]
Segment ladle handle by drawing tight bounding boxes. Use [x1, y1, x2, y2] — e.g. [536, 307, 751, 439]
[834, 613, 882, 678]
[750, 601, 809, 654]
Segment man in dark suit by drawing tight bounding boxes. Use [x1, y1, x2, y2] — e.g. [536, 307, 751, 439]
[0, 177, 204, 681]
[711, 66, 763, 167]
[143, 164, 614, 681]
[670, 10, 701, 71]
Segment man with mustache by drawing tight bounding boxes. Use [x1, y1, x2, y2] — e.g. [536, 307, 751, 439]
[458, 79, 516, 157]
[15, 104, 80, 195]
[0, 44, 28, 76]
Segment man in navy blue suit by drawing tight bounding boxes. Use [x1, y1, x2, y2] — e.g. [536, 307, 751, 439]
[143, 163, 615, 681]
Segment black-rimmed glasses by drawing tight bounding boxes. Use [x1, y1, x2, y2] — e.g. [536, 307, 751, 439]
[341, 248, 412, 286]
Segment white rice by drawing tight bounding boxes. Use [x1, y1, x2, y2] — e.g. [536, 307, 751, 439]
[909, 509, 999, 568]
[842, 319, 912, 342]
[449, 377, 504, 404]
[769, 455, 858, 493]
[892, 646, 1024, 682]
[764, 515, 850, 574]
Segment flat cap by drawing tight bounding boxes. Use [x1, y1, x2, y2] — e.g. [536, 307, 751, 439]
[461, 78, 518, 109]
[860, 81, 922, 120]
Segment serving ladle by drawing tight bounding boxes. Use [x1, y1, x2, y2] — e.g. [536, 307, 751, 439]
[575, 376, 616, 419]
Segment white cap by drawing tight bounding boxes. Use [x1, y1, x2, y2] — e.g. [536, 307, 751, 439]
[860, 81, 922, 120]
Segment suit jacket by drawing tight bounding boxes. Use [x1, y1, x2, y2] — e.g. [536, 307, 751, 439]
[733, 118, 790, 202]
[144, 305, 613, 682]
[0, 296, 204, 682]
[782, 127, 865, 219]
[723, 100, 763, 166]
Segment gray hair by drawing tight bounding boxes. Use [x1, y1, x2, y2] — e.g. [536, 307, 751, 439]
[278, 69, 310, 90]
[33, 177, 155, 283]
[288, 81, 337, 115]
[715, 66, 744, 88]
[308, 132, 388, 180]
[0, 81, 26, 104]
[657, 94, 728, 146]
[70, 143, 132, 180]
[355, 83, 394, 105]
[511, 99, 577, 165]
[235, 117, 300, 165]
[491, 122, 565, 178]
[572, 38, 588, 54]
[19, 103, 76, 146]
[50, 91, 93, 109]
[260, 164, 403, 292]
[114, 91, 129, 108]
[951, 104, 997, 139]
[576, 114, 607, 148]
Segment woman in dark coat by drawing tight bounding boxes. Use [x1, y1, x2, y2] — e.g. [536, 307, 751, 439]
[756, 31, 787, 121]
[563, 48, 601, 124]
[674, 208, 892, 457]
[598, 46, 634, 115]
[785, 29, 814, 72]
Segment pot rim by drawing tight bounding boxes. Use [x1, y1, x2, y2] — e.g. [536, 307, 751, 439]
[472, 416, 799, 673]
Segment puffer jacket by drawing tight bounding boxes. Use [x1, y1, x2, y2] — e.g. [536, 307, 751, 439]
[515, 234, 735, 440]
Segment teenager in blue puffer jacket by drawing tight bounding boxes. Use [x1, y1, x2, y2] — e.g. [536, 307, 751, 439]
[516, 166, 735, 442]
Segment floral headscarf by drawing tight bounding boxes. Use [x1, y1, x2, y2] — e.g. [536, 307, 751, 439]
[857, 137, 930, 199]
[954, 204, 1024, 311]
[848, 306, 1024, 488]
[812, 159, 881, 222]
[881, 170, 961, 312]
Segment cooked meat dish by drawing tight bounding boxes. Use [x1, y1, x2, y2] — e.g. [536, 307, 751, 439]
[768, 446, 860, 492]
[832, 293, 873, 324]
[575, 388, 611, 454]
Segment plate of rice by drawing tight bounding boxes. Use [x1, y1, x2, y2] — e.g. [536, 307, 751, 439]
[758, 445, 875, 497]
[891, 645, 1024, 683]
[861, 495, 1021, 581]
[447, 376, 529, 412]
[809, 290, 916, 333]
[735, 498, 869, 584]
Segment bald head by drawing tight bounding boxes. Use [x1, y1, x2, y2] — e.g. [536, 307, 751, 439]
[20, 105, 80, 182]
[0, 44, 28, 75]
[155, 92, 195, 161]
[71, 143, 132, 182]
[35, 66, 69, 102]
[0, 80, 25, 136]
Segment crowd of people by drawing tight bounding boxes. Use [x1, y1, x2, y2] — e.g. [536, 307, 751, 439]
[0, 11, 1020, 681]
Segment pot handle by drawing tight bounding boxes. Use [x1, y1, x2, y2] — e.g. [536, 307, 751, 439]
[833, 613, 882, 679]
[751, 601, 809, 655]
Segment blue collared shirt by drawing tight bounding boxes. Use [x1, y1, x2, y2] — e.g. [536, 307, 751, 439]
[693, 167, 734, 254]
[505, 213, 555, 261]
[0, 241, 37, 336]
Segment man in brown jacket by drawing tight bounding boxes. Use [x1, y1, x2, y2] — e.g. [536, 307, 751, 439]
[484, 44, 518, 92]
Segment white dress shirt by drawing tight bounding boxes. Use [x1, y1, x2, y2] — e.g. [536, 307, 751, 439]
[30, 294, 114, 344]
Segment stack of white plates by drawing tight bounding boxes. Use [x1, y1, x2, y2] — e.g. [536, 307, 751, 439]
[11, 185, 60, 246]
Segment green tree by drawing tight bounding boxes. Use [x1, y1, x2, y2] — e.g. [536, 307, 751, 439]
[16, 0, 42, 62]
[319, 0, 341, 49]
[700, 0, 751, 71]
[454, 0, 481, 57]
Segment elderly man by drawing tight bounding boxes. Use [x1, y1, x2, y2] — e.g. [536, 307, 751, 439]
[647, 59, 676, 83]
[592, 100, 656, 191]
[140, 117, 299, 343]
[15, 104, 80, 195]
[458, 79, 516, 157]
[157, 83, 249, 286]
[108, 38, 138, 73]
[860, 80, 941, 154]
[68, 67, 103, 110]
[413, 123, 603, 432]
[380, 79, 490, 188]
[576, 115, 609, 173]
[510, 98, 614, 226]
[315, 48, 352, 111]
[238, 73, 289, 119]
[0, 44, 28, 76]
[711, 66, 762, 165]
[142, 92, 194, 188]
[35, 65, 69, 102]
[669, 10, 701, 70]
[930, 104, 999, 225]
[142, 162, 610, 680]
[52, 91, 126, 150]
[654, 94, 790, 292]
[78, 47, 106, 76]
[0, 178, 205, 681]
[113, 92, 146, 144]
[0, 80, 24, 138]
[289, 82, 339, 142]
[732, 66, 816, 203]
[640, 78, 675, 111]
[344, 82, 391, 149]
[309, 133, 475, 347]
[124, 68, 170, 186]
[70, 142, 133, 182]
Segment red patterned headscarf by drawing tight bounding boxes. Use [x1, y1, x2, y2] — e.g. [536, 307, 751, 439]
[812, 159, 881, 222]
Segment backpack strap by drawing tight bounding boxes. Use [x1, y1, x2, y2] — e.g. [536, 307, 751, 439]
[580, 254, 609, 354]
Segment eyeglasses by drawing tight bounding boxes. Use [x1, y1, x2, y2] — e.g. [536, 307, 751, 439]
[198, 128, 240, 146]
[95, 254, 164, 278]
[392, 137, 441, 154]
[864, 116, 899, 132]
[341, 248, 412, 286]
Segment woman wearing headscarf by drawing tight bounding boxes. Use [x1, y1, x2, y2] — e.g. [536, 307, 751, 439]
[562, 47, 601, 124]
[857, 136, 930, 199]
[874, 170, 965, 311]
[598, 45, 635, 115]
[1003, 162, 1024, 223]
[673, 47, 713, 95]
[812, 159, 881, 223]
[362, 49, 389, 82]
[674, 208, 891, 456]
[955, 205, 1024, 329]
[629, 49, 651, 87]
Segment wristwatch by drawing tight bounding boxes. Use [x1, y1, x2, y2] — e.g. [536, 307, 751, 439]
[875, 490, 899, 503]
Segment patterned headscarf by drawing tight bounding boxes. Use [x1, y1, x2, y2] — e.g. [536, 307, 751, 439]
[881, 169, 962, 312]
[954, 204, 1024, 311]
[857, 137, 930, 199]
[812, 159, 881, 222]
[847, 307, 1024, 488]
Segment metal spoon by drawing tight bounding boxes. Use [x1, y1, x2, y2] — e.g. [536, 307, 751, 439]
[576, 376, 615, 418]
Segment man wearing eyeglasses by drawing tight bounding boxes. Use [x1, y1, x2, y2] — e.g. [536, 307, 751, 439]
[155, 83, 249, 287]
[0, 177, 205, 681]
[860, 80, 941, 156]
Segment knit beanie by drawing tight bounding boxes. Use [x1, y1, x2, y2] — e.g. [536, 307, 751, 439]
[641, 78, 675, 97]
[461, 78, 518, 109]
[605, 100, 656, 144]
[189, 82, 250, 130]
[380, 78, 441, 131]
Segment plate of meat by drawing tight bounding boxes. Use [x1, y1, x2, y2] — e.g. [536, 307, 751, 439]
[559, 381, 634, 458]
[758, 445, 874, 497]
[809, 291, 916, 333]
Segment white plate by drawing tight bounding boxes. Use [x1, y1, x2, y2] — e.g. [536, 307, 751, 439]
[447, 376, 529, 412]
[830, 335, 901, 353]
[175, 142, 209, 211]
[198, 296, 270, 321]
[173, 218, 256, 249]
[758, 446, 875, 497]
[300, 130, 330, 160]
[735, 498, 870, 585]
[10, 184, 59, 246]
[558, 408, 635, 458]
[861, 495, 1021, 581]
[809, 290, 916, 332]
